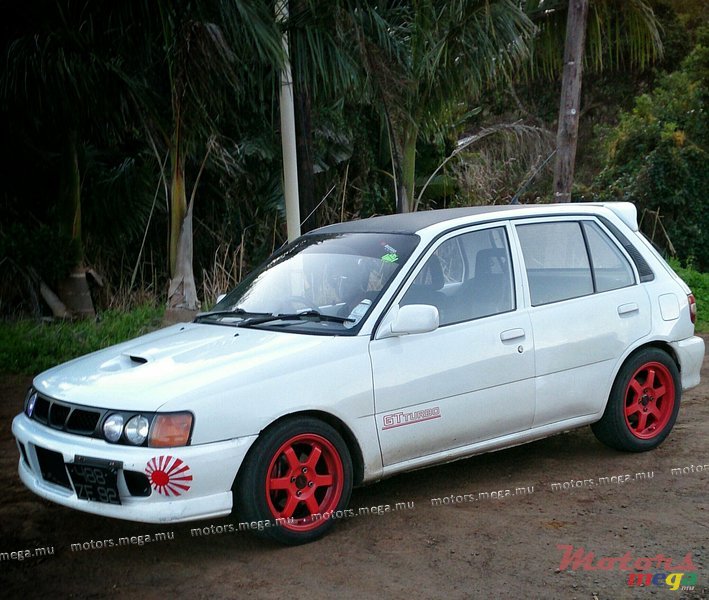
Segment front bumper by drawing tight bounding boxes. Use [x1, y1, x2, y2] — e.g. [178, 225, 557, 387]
[12, 413, 257, 524]
[671, 335, 705, 390]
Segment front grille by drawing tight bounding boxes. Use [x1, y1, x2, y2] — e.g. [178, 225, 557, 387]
[35, 446, 72, 490]
[49, 403, 70, 427]
[34, 396, 50, 423]
[30, 394, 103, 438]
[17, 442, 31, 470]
[66, 409, 100, 435]
[124, 471, 152, 497]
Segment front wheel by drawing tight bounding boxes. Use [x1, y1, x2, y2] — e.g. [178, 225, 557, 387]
[234, 417, 353, 545]
[592, 348, 681, 452]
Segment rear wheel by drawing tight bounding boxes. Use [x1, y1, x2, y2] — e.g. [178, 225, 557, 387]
[592, 348, 681, 452]
[234, 417, 352, 545]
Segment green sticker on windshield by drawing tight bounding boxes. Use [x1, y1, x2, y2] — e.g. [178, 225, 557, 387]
[381, 253, 398, 263]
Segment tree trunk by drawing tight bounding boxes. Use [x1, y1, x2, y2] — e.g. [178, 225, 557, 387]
[277, 0, 301, 242]
[169, 136, 187, 276]
[553, 0, 589, 203]
[57, 130, 95, 318]
[399, 125, 418, 213]
[166, 129, 198, 312]
[60, 130, 82, 251]
[291, 0, 317, 233]
[39, 279, 70, 319]
[167, 197, 198, 311]
[294, 83, 316, 232]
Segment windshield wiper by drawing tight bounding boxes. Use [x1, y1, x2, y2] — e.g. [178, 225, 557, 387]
[194, 308, 271, 325]
[238, 310, 354, 327]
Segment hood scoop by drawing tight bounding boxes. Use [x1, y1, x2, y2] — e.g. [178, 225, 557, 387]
[98, 353, 150, 373]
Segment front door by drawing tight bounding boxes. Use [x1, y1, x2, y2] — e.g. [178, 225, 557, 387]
[369, 224, 536, 467]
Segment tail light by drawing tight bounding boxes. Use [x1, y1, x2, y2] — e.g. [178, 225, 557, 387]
[688, 293, 697, 324]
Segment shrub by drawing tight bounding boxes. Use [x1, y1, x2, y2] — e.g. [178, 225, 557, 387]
[594, 32, 709, 269]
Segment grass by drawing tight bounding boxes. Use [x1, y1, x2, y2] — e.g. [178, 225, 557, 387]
[0, 304, 165, 375]
[670, 260, 709, 333]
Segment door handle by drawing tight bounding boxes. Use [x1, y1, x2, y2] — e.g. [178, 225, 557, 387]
[617, 303, 639, 316]
[500, 328, 525, 342]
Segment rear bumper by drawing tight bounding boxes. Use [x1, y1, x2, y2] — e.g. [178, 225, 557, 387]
[12, 413, 257, 524]
[671, 335, 705, 390]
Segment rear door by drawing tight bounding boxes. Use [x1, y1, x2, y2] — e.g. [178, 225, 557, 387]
[513, 217, 652, 426]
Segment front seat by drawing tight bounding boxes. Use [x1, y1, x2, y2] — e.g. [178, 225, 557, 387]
[401, 254, 447, 316]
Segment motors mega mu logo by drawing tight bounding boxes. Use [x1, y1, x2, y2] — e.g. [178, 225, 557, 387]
[556, 545, 699, 591]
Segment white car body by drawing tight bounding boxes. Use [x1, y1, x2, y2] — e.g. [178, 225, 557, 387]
[12, 202, 705, 529]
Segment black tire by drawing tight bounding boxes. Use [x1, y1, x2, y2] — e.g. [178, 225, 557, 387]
[591, 348, 681, 452]
[234, 417, 353, 545]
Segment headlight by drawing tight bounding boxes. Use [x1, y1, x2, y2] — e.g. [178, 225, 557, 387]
[124, 415, 150, 445]
[103, 414, 125, 443]
[25, 389, 38, 417]
[149, 413, 193, 447]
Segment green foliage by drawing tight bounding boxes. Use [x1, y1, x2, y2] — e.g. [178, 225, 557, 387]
[0, 305, 164, 375]
[0, 223, 78, 284]
[524, 0, 662, 80]
[0, 0, 704, 317]
[669, 259, 709, 333]
[594, 35, 709, 269]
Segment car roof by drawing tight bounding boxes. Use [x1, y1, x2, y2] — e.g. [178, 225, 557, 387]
[313, 205, 522, 235]
[311, 202, 639, 236]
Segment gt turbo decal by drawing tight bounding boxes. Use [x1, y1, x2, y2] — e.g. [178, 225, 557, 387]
[145, 456, 193, 497]
[382, 407, 441, 430]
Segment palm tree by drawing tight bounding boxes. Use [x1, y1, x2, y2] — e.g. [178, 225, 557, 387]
[281, 0, 395, 230]
[354, 1, 537, 213]
[2, 1, 143, 316]
[132, 1, 283, 311]
[522, 0, 662, 201]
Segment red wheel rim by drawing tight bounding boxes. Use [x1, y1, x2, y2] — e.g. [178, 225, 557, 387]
[265, 433, 344, 532]
[624, 361, 675, 440]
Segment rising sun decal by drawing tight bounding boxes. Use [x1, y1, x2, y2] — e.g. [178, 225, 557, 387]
[145, 456, 193, 496]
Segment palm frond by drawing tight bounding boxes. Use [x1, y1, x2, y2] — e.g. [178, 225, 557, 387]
[525, 0, 662, 81]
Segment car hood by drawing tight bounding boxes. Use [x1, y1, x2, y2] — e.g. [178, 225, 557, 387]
[33, 323, 339, 411]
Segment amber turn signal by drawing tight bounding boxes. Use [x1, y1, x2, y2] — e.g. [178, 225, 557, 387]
[149, 413, 193, 447]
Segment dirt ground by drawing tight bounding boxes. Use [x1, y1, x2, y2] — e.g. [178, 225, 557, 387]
[1, 337, 707, 599]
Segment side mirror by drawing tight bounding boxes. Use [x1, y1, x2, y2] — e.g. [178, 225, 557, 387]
[215, 293, 227, 304]
[376, 304, 439, 339]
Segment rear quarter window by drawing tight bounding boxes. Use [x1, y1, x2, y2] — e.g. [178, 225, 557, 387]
[582, 221, 635, 292]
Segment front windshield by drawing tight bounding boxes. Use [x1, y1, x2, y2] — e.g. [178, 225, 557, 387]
[206, 232, 419, 334]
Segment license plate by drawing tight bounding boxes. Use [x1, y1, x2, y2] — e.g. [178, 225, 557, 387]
[68, 457, 121, 505]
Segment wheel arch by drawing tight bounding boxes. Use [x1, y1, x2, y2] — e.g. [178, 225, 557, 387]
[592, 341, 682, 451]
[624, 340, 681, 372]
[233, 410, 366, 490]
[598, 340, 681, 417]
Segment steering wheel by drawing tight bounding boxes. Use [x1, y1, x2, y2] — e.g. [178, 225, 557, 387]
[284, 295, 319, 313]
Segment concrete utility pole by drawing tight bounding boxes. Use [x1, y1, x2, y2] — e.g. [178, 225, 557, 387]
[277, 1, 301, 241]
[553, 0, 589, 203]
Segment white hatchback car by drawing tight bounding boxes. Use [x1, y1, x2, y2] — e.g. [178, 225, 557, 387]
[13, 202, 704, 544]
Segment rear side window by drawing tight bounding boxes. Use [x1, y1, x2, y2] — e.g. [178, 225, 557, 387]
[582, 222, 635, 292]
[517, 222, 593, 305]
[517, 220, 637, 306]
